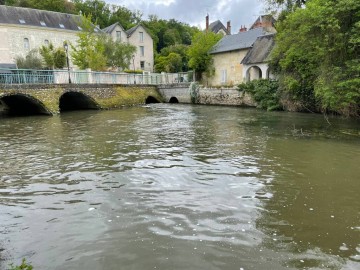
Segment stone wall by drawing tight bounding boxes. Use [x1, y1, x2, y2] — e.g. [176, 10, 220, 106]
[158, 84, 256, 107]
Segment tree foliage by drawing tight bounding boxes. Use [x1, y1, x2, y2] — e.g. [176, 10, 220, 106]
[159, 44, 189, 71]
[70, 15, 106, 71]
[39, 43, 66, 69]
[187, 31, 222, 78]
[15, 49, 43, 69]
[5, 0, 75, 13]
[271, 0, 360, 116]
[103, 36, 136, 70]
[155, 53, 183, 73]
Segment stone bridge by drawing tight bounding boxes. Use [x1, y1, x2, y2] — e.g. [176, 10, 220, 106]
[0, 83, 254, 116]
[0, 84, 166, 116]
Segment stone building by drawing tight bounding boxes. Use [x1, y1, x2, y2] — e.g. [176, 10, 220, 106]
[0, 5, 154, 71]
[103, 23, 154, 72]
[205, 16, 276, 86]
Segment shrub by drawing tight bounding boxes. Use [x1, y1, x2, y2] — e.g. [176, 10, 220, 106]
[238, 79, 282, 111]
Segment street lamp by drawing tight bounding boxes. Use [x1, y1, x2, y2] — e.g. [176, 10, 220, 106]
[132, 54, 136, 84]
[63, 41, 72, 84]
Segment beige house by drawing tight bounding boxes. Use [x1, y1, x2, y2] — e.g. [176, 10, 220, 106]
[0, 5, 83, 67]
[206, 16, 276, 86]
[103, 23, 154, 72]
[0, 6, 154, 72]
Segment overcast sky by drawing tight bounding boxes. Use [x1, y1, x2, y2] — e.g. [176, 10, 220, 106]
[105, 0, 266, 34]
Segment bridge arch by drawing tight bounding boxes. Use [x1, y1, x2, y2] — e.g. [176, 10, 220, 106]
[59, 91, 100, 112]
[169, 97, 179, 103]
[0, 93, 51, 116]
[145, 96, 160, 104]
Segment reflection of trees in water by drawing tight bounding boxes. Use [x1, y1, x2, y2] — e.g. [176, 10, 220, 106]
[255, 138, 360, 268]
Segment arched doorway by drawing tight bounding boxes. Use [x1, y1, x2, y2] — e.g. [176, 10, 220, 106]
[246, 66, 262, 82]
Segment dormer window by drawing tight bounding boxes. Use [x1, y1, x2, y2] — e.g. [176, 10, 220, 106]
[59, 24, 65, 28]
[19, 19, 26, 24]
[40, 21, 46, 26]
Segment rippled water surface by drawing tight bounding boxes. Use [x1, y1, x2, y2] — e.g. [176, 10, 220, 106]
[1, 104, 360, 270]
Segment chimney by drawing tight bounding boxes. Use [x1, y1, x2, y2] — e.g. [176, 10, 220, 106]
[226, 21, 231, 35]
[206, 14, 209, 31]
[239, 25, 247, 32]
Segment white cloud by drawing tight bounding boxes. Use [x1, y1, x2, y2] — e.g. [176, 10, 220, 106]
[105, 0, 265, 33]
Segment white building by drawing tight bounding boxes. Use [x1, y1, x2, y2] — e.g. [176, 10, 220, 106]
[0, 6, 154, 71]
[103, 23, 154, 72]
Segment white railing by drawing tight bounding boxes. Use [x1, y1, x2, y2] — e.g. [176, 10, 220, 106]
[0, 68, 194, 85]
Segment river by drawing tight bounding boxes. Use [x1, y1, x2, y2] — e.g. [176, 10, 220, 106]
[0, 104, 359, 270]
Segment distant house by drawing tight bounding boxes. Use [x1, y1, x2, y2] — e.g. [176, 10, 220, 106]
[206, 16, 276, 86]
[103, 23, 154, 72]
[0, 5, 87, 68]
[205, 15, 231, 35]
[0, 5, 154, 72]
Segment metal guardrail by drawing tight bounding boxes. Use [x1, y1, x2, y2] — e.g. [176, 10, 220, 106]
[0, 68, 194, 85]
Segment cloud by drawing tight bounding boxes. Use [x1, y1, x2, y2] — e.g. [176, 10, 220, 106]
[105, 0, 265, 33]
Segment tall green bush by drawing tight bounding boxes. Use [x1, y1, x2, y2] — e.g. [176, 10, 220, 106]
[238, 79, 282, 111]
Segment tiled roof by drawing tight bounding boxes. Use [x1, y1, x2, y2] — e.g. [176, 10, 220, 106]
[210, 27, 269, 54]
[0, 5, 83, 31]
[241, 34, 276, 64]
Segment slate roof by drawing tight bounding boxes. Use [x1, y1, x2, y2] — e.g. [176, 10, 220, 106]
[102, 22, 126, 34]
[0, 5, 83, 31]
[209, 20, 229, 35]
[250, 15, 276, 30]
[126, 25, 138, 36]
[210, 27, 269, 54]
[241, 34, 275, 64]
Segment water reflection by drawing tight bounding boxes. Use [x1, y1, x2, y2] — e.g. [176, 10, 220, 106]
[1, 105, 359, 270]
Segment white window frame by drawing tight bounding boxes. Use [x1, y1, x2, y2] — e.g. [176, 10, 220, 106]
[24, 38, 30, 50]
[116, 31, 121, 42]
[140, 46, 144, 57]
[139, 31, 144, 42]
[221, 69, 227, 84]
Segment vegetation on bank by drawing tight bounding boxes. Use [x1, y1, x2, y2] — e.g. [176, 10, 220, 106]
[238, 79, 282, 111]
[268, 0, 360, 117]
[8, 258, 33, 270]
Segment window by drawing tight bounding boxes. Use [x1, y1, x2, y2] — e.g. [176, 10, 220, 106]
[140, 61, 145, 70]
[59, 24, 65, 28]
[19, 19, 26, 24]
[139, 32, 144, 42]
[24, 38, 30, 50]
[139, 46, 144, 57]
[78, 26, 82, 31]
[44, 39, 49, 45]
[40, 21, 46, 26]
[116, 31, 121, 41]
[221, 69, 227, 83]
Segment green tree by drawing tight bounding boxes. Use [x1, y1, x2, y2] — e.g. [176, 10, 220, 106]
[6, 0, 75, 13]
[15, 49, 43, 69]
[159, 44, 189, 71]
[187, 31, 222, 80]
[70, 15, 106, 71]
[39, 43, 66, 69]
[103, 36, 136, 70]
[270, 0, 360, 116]
[155, 52, 182, 73]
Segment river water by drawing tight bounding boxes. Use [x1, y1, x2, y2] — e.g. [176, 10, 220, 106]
[0, 104, 359, 270]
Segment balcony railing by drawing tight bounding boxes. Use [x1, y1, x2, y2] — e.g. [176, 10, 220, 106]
[0, 69, 194, 85]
